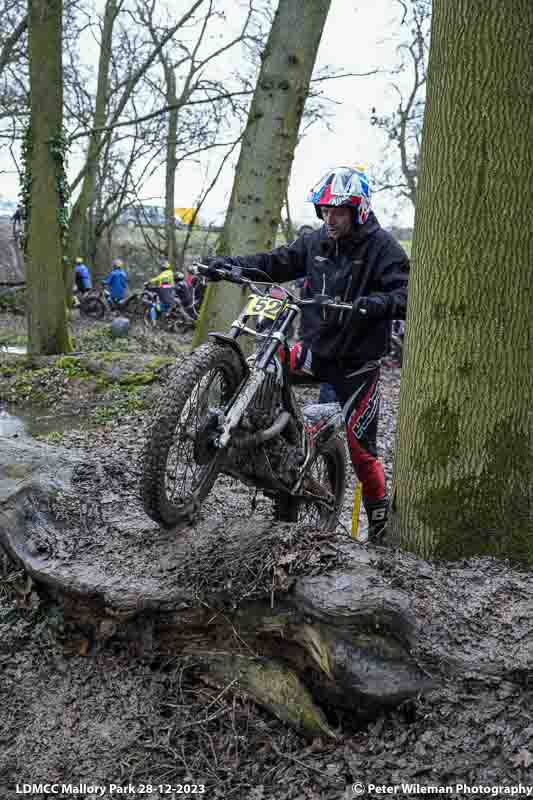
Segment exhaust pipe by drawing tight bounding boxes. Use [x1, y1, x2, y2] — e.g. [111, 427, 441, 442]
[231, 411, 290, 448]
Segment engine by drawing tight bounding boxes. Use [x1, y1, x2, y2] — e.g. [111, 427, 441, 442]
[225, 372, 304, 489]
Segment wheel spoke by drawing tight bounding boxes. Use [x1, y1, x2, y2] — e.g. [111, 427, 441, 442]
[163, 366, 230, 507]
[297, 452, 337, 528]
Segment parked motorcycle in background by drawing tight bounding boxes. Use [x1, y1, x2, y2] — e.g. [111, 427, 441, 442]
[142, 282, 196, 333]
[73, 286, 142, 320]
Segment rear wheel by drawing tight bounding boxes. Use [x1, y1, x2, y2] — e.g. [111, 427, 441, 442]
[274, 437, 345, 531]
[80, 295, 105, 320]
[140, 342, 245, 528]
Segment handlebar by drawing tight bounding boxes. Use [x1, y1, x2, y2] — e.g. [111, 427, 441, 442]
[192, 261, 354, 313]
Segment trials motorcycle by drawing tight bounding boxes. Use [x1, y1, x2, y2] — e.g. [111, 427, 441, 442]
[140, 263, 352, 531]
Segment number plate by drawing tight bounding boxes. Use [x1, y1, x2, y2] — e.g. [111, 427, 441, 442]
[245, 294, 286, 320]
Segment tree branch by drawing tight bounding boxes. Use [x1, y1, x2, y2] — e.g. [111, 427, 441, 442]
[0, 15, 27, 78]
[67, 89, 253, 142]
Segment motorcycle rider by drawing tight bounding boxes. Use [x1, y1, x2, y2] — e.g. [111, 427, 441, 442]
[146, 261, 178, 314]
[103, 258, 128, 305]
[149, 260, 175, 288]
[73, 257, 92, 294]
[205, 165, 409, 543]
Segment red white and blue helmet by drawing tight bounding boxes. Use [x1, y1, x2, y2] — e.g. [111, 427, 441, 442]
[307, 165, 371, 225]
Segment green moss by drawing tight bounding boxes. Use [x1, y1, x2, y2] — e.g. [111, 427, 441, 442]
[117, 371, 158, 386]
[91, 387, 146, 424]
[27, 390, 48, 405]
[147, 355, 176, 370]
[0, 333, 27, 347]
[99, 352, 129, 365]
[4, 463, 33, 480]
[11, 378, 33, 399]
[241, 659, 335, 738]
[415, 400, 460, 470]
[415, 419, 533, 564]
[55, 355, 88, 377]
[38, 431, 65, 445]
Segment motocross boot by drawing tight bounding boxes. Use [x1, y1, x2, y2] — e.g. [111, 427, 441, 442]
[363, 497, 389, 544]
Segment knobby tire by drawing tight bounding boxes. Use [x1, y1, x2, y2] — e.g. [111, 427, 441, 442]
[274, 436, 346, 532]
[140, 342, 245, 528]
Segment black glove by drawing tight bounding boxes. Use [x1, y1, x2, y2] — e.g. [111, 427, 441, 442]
[353, 294, 388, 319]
[204, 257, 234, 281]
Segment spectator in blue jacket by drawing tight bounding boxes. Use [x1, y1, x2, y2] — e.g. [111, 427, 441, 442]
[103, 258, 128, 303]
[73, 257, 92, 293]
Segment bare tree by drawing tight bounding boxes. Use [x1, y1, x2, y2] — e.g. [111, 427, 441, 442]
[0, 11, 26, 79]
[25, 0, 70, 354]
[371, 0, 430, 208]
[66, 0, 209, 268]
[140, 0, 256, 269]
[193, 0, 332, 347]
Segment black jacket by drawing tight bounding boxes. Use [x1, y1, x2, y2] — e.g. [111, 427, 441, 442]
[227, 212, 409, 370]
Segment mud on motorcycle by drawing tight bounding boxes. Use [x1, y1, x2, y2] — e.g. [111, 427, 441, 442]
[140, 262, 353, 531]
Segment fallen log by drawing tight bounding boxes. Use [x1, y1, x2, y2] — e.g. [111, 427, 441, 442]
[1, 438, 530, 737]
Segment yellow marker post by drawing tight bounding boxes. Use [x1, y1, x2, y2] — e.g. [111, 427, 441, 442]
[351, 480, 362, 538]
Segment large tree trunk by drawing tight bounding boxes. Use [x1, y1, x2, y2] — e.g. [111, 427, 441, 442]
[192, 0, 331, 347]
[390, 0, 533, 563]
[26, 0, 70, 355]
[66, 0, 120, 277]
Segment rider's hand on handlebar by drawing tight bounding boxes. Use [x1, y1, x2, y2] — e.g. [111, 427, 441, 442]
[203, 257, 234, 282]
[353, 294, 387, 319]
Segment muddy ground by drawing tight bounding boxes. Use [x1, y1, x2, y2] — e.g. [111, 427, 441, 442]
[0, 312, 532, 799]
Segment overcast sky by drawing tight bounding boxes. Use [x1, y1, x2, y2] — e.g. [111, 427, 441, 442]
[0, 0, 416, 226]
[176, 0, 414, 226]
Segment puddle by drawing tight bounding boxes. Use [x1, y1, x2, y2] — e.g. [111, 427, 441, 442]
[1, 345, 27, 354]
[0, 407, 80, 439]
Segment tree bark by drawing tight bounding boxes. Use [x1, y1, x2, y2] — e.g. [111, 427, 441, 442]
[193, 0, 331, 347]
[66, 0, 120, 278]
[26, 0, 70, 355]
[390, 0, 533, 563]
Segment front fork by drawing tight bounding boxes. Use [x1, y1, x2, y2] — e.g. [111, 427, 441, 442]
[211, 304, 299, 450]
[216, 368, 266, 447]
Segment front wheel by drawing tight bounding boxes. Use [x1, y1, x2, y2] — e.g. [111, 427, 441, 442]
[274, 437, 346, 531]
[140, 342, 245, 528]
[122, 295, 142, 318]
